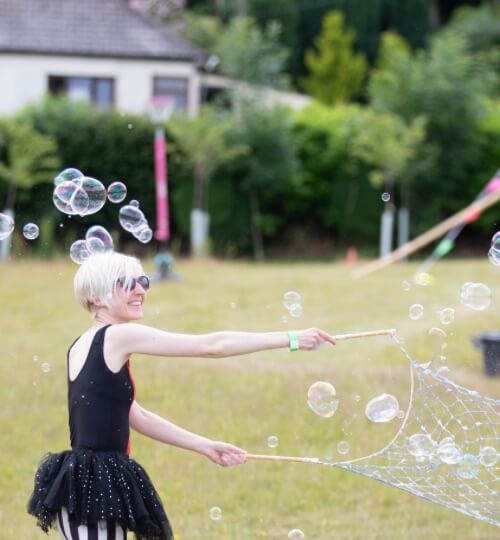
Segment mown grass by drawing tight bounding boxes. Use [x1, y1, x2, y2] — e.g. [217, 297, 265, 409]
[0, 257, 499, 539]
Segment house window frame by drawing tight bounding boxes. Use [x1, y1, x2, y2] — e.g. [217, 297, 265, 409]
[47, 75, 115, 108]
[152, 76, 189, 114]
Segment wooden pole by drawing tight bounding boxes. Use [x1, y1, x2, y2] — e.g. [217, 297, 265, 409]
[247, 454, 320, 464]
[333, 329, 395, 341]
[353, 189, 500, 279]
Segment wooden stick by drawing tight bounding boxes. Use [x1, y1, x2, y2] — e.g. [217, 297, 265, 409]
[352, 189, 500, 279]
[333, 328, 395, 341]
[247, 453, 320, 464]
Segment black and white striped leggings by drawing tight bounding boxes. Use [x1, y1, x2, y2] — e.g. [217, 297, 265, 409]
[57, 507, 127, 540]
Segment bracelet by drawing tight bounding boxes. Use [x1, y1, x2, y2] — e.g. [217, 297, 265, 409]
[288, 331, 300, 352]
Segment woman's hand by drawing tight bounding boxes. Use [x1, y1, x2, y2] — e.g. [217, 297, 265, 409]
[297, 328, 336, 351]
[196, 440, 247, 467]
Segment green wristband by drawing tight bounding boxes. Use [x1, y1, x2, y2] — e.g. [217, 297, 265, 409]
[288, 331, 299, 352]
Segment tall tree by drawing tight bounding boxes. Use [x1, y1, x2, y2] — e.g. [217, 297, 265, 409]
[301, 11, 367, 104]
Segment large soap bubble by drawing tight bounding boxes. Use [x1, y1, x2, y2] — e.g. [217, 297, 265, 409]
[69, 240, 91, 264]
[53, 167, 83, 187]
[107, 181, 127, 204]
[365, 393, 399, 423]
[307, 381, 338, 418]
[460, 282, 491, 311]
[53, 181, 89, 215]
[85, 225, 113, 252]
[80, 177, 107, 215]
[0, 212, 15, 240]
[119, 204, 145, 232]
[407, 434, 437, 457]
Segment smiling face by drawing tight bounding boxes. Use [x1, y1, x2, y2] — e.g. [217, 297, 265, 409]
[109, 275, 149, 322]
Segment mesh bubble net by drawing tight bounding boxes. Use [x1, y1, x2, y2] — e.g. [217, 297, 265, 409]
[326, 336, 500, 527]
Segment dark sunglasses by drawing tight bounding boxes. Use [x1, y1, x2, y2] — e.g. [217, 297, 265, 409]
[115, 275, 150, 291]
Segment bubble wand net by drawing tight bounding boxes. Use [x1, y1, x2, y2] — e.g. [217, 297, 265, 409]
[248, 332, 500, 527]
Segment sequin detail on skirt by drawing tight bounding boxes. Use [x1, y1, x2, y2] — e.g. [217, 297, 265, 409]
[27, 449, 173, 540]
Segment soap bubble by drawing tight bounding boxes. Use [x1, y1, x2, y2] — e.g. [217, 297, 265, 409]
[283, 291, 301, 310]
[136, 226, 153, 244]
[396, 410, 405, 419]
[130, 199, 140, 208]
[119, 204, 145, 232]
[413, 272, 432, 286]
[0, 212, 14, 240]
[288, 529, 305, 540]
[80, 177, 107, 215]
[41, 362, 51, 373]
[54, 167, 83, 187]
[381, 192, 390, 202]
[365, 393, 399, 423]
[85, 225, 113, 252]
[307, 381, 338, 418]
[289, 305, 303, 318]
[479, 446, 498, 467]
[22, 223, 39, 240]
[456, 454, 479, 479]
[337, 441, 350, 455]
[267, 436, 279, 449]
[209, 506, 222, 521]
[488, 232, 500, 265]
[438, 308, 455, 325]
[437, 442, 463, 465]
[460, 282, 491, 311]
[53, 181, 89, 215]
[407, 434, 437, 457]
[107, 181, 127, 203]
[429, 327, 447, 339]
[409, 304, 424, 320]
[69, 240, 91, 264]
[86, 236, 106, 255]
[401, 280, 411, 291]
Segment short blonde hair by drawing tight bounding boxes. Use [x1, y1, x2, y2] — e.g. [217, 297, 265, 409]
[74, 252, 144, 312]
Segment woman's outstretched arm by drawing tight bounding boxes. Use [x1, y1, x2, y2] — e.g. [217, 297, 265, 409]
[129, 400, 246, 467]
[110, 323, 336, 359]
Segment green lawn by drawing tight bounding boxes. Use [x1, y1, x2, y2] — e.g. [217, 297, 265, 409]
[0, 257, 499, 539]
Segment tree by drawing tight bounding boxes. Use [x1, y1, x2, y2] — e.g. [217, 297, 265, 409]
[0, 119, 59, 212]
[214, 16, 290, 88]
[301, 11, 367, 105]
[167, 106, 246, 255]
[368, 30, 497, 228]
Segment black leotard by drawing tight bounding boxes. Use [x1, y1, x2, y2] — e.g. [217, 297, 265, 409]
[69, 325, 134, 454]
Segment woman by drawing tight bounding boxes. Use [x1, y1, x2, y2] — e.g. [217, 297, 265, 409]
[28, 252, 336, 539]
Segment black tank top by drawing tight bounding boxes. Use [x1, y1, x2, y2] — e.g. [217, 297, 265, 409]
[68, 324, 135, 455]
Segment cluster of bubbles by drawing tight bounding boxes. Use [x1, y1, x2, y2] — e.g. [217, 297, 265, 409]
[53, 168, 108, 216]
[488, 231, 500, 266]
[70, 225, 114, 264]
[460, 282, 491, 311]
[0, 214, 40, 242]
[282, 291, 303, 318]
[307, 381, 338, 418]
[406, 433, 498, 477]
[119, 200, 153, 244]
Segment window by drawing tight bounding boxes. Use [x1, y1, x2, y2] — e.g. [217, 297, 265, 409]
[153, 77, 188, 113]
[48, 76, 114, 108]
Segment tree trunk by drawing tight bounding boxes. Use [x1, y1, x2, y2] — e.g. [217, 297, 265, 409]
[4, 182, 17, 212]
[428, 0, 440, 28]
[249, 186, 265, 261]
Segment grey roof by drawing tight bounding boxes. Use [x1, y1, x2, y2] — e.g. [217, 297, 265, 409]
[0, 0, 205, 62]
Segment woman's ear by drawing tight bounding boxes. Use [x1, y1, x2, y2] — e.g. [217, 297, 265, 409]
[91, 296, 107, 308]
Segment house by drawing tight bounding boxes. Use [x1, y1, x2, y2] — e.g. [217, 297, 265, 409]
[0, 0, 205, 117]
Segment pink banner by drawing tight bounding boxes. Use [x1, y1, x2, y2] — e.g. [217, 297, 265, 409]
[154, 127, 169, 242]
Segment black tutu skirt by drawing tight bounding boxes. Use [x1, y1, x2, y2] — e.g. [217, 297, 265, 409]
[27, 449, 174, 540]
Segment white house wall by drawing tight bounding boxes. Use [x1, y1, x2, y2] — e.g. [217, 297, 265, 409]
[0, 53, 201, 117]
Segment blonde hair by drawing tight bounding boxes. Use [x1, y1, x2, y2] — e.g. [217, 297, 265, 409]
[74, 252, 144, 312]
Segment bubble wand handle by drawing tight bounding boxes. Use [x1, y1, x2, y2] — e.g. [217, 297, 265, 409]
[246, 454, 320, 464]
[332, 328, 396, 341]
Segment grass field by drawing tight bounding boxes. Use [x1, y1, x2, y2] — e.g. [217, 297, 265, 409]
[0, 257, 499, 539]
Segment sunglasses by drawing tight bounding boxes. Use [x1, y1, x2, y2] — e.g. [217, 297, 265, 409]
[115, 275, 150, 291]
